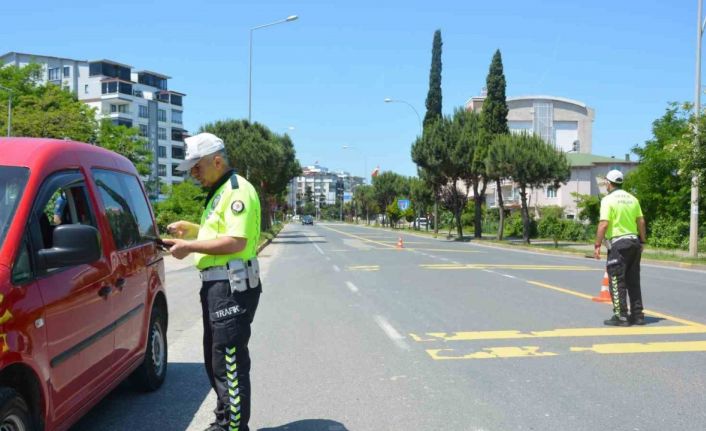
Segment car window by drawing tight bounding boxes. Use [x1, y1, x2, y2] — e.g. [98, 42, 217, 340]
[24, 171, 97, 278]
[0, 166, 30, 252]
[92, 169, 156, 250]
[38, 186, 96, 249]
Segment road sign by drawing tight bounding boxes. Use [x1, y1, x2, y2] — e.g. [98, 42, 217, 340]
[398, 199, 410, 211]
[343, 192, 353, 203]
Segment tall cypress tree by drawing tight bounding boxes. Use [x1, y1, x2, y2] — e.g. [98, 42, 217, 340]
[482, 50, 509, 136]
[424, 30, 443, 127]
[481, 49, 510, 239]
[420, 30, 443, 234]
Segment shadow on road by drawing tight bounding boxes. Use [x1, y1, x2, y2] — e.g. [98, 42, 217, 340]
[71, 363, 211, 430]
[259, 419, 349, 431]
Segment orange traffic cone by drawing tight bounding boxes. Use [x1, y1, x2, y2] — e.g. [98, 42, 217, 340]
[396, 236, 404, 249]
[592, 270, 612, 303]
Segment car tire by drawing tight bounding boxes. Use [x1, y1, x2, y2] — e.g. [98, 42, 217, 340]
[0, 387, 34, 431]
[130, 304, 168, 392]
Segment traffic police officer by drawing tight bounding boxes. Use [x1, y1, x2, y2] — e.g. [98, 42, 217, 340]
[594, 169, 647, 326]
[164, 132, 261, 431]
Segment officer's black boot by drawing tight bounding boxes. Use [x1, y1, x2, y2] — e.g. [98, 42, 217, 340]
[630, 314, 646, 325]
[604, 315, 631, 327]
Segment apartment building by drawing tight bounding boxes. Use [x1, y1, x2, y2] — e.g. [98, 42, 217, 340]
[1, 52, 187, 192]
[466, 92, 595, 154]
[287, 164, 364, 212]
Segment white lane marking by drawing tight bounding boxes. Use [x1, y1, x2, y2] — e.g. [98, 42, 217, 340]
[346, 281, 359, 293]
[483, 269, 495, 274]
[501, 274, 517, 279]
[307, 235, 325, 255]
[374, 315, 410, 351]
[333, 265, 341, 273]
[325, 256, 331, 261]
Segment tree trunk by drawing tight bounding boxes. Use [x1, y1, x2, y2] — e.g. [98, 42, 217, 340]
[472, 178, 482, 239]
[519, 184, 531, 244]
[496, 179, 505, 240]
[260, 194, 271, 232]
[433, 195, 439, 237]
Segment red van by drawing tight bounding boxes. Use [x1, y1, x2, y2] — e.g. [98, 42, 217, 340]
[0, 138, 168, 431]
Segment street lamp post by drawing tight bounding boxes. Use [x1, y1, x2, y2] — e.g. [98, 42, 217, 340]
[249, 15, 298, 123]
[0, 84, 12, 137]
[690, 0, 705, 257]
[384, 98, 423, 135]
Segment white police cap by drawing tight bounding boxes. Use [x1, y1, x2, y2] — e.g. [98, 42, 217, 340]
[176, 132, 225, 171]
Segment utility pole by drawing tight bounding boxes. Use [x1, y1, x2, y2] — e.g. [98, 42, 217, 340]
[690, 0, 704, 257]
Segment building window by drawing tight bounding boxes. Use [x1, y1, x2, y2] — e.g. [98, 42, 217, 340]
[546, 186, 557, 198]
[84, 84, 89, 94]
[171, 110, 183, 124]
[48, 67, 61, 81]
[139, 105, 149, 118]
[171, 164, 180, 176]
[158, 109, 167, 122]
[158, 146, 167, 158]
[158, 127, 167, 140]
[139, 124, 148, 137]
[63, 66, 70, 78]
[170, 94, 183, 106]
[111, 118, 133, 128]
[171, 146, 184, 159]
[533, 102, 554, 146]
[110, 104, 128, 113]
[158, 164, 167, 177]
[171, 128, 184, 142]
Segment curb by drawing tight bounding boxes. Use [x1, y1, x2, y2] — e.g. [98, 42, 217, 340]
[257, 238, 273, 255]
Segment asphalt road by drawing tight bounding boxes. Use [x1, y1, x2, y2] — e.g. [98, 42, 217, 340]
[72, 222, 706, 431]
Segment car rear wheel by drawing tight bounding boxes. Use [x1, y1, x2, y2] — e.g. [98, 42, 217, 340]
[131, 304, 167, 392]
[0, 388, 33, 431]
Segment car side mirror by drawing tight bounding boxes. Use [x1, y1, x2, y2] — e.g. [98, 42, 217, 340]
[38, 224, 101, 270]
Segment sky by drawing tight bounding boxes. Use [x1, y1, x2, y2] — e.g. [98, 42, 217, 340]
[1, 0, 699, 179]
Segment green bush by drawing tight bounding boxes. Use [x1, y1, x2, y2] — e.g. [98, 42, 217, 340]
[504, 212, 537, 238]
[648, 217, 689, 249]
[562, 221, 588, 241]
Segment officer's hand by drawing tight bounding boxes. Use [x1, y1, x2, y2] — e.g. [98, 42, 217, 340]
[167, 221, 192, 239]
[162, 238, 192, 260]
[593, 246, 601, 260]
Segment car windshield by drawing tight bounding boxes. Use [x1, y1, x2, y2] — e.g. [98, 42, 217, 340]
[0, 166, 30, 251]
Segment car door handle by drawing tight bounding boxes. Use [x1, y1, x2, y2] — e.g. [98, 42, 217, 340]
[115, 278, 126, 291]
[98, 285, 113, 298]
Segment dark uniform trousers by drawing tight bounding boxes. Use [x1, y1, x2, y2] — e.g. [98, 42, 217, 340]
[200, 279, 261, 431]
[606, 237, 643, 319]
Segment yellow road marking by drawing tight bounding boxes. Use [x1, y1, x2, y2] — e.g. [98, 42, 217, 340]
[527, 281, 595, 300]
[422, 264, 596, 271]
[347, 265, 380, 272]
[427, 346, 557, 360]
[527, 281, 706, 327]
[409, 325, 706, 342]
[571, 340, 706, 354]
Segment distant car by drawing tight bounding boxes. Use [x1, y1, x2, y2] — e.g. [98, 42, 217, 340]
[292, 215, 301, 221]
[416, 217, 428, 227]
[302, 215, 314, 225]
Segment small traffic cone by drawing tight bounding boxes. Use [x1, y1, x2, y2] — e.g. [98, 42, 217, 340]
[592, 270, 612, 303]
[396, 236, 404, 249]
